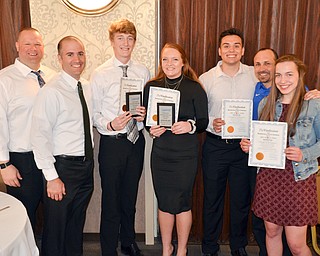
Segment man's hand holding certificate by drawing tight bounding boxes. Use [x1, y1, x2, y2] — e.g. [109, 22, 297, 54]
[119, 77, 144, 114]
[221, 99, 252, 138]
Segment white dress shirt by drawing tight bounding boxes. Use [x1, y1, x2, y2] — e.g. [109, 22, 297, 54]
[199, 61, 257, 135]
[0, 58, 56, 161]
[31, 71, 93, 181]
[91, 56, 150, 135]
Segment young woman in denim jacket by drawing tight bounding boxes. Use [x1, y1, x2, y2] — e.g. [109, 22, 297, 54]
[241, 54, 320, 256]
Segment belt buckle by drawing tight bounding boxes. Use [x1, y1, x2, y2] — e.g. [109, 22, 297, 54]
[115, 133, 123, 139]
[82, 156, 87, 162]
[226, 139, 232, 144]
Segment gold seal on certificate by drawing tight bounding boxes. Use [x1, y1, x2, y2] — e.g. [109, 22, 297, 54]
[248, 121, 288, 169]
[126, 91, 142, 117]
[119, 77, 144, 114]
[221, 99, 253, 139]
[157, 103, 175, 128]
[146, 87, 180, 127]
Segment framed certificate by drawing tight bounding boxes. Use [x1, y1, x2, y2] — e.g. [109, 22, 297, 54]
[126, 92, 142, 117]
[119, 77, 144, 113]
[146, 87, 180, 127]
[157, 103, 175, 128]
[248, 121, 288, 169]
[221, 99, 253, 139]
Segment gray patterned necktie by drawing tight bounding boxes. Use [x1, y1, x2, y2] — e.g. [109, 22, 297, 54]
[31, 70, 46, 87]
[119, 65, 139, 144]
[119, 65, 128, 77]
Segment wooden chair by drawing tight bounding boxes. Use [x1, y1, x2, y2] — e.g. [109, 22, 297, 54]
[311, 171, 320, 255]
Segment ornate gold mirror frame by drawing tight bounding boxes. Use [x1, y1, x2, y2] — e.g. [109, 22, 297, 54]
[61, 0, 120, 16]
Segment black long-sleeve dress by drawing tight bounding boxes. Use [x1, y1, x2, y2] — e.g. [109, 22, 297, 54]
[143, 75, 208, 214]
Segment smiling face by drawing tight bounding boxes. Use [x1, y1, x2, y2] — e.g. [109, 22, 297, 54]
[254, 49, 276, 87]
[111, 32, 135, 63]
[218, 35, 244, 65]
[16, 29, 44, 70]
[161, 47, 184, 79]
[275, 61, 299, 103]
[58, 38, 86, 80]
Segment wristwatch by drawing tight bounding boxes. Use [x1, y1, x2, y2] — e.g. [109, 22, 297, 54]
[0, 161, 12, 169]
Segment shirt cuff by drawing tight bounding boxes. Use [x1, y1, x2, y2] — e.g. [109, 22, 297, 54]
[42, 168, 59, 181]
[188, 119, 196, 134]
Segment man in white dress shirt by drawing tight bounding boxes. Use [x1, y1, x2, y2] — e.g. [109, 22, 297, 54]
[0, 28, 56, 230]
[200, 28, 257, 256]
[31, 36, 93, 256]
[91, 19, 150, 256]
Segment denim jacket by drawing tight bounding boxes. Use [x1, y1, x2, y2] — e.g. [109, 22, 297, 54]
[259, 98, 320, 181]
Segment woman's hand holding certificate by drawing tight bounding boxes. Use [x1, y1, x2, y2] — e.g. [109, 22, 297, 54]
[248, 121, 287, 169]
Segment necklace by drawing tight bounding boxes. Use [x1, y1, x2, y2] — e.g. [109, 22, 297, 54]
[164, 75, 183, 90]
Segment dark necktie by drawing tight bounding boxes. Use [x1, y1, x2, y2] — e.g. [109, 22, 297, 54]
[77, 82, 93, 160]
[119, 65, 139, 144]
[31, 70, 46, 87]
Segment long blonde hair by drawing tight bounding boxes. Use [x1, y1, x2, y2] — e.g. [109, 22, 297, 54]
[260, 54, 307, 136]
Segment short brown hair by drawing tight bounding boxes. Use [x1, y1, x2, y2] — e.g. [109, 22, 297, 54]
[108, 19, 136, 41]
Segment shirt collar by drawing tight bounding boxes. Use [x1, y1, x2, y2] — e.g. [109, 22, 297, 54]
[216, 60, 244, 77]
[61, 70, 81, 90]
[112, 56, 132, 67]
[14, 58, 35, 77]
[14, 58, 47, 77]
[256, 81, 271, 93]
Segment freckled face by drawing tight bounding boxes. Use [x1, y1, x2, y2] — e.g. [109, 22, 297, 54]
[161, 47, 184, 79]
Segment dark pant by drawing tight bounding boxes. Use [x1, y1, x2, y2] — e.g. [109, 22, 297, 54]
[202, 134, 251, 254]
[6, 152, 43, 230]
[99, 133, 145, 256]
[41, 157, 93, 256]
[249, 168, 292, 256]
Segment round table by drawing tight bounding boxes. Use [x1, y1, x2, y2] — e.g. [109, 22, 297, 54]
[0, 192, 39, 256]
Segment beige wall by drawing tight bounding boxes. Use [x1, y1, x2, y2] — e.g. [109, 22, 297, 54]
[30, 0, 157, 234]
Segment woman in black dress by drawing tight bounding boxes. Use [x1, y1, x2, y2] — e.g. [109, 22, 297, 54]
[143, 43, 208, 256]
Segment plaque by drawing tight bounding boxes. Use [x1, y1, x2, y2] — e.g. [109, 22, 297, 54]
[119, 77, 144, 114]
[126, 91, 142, 117]
[157, 103, 175, 128]
[146, 87, 180, 127]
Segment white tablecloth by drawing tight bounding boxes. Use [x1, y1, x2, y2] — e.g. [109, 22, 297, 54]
[0, 192, 39, 256]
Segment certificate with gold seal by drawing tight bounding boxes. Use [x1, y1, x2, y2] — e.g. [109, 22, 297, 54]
[146, 87, 180, 127]
[119, 77, 144, 113]
[221, 99, 252, 139]
[248, 121, 287, 169]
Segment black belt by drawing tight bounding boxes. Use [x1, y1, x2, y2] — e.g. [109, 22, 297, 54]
[104, 133, 127, 139]
[104, 131, 142, 139]
[206, 132, 241, 144]
[56, 155, 89, 162]
[10, 151, 33, 155]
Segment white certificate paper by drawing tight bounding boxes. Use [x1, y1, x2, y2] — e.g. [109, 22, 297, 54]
[248, 121, 288, 169]
[146, 87, 180, 127]
[221, 99, 252, 139]
[119, 77, 144, 113]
